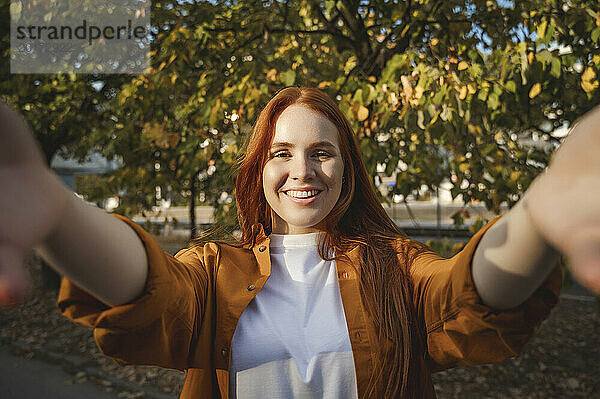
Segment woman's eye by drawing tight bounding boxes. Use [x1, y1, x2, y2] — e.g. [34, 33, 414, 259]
[272, 151, 290, 158]
[314, 151, 331, 158]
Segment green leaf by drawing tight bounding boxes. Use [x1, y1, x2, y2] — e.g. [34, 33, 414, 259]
[481, 143, 496, 156]
[551, 57, 561, 78]
[488, 93, 500, 109]
[585, 8, 598, 19]
[381, 54, 407, 81]
[432, 89, 445, 105]
[281, 69, 296, 86]
[324, 0, 335, 16]
[505, 80, 516, 93]
[352, 89, 364, 104]
[451, 211, 465, 228]
[592, 28, 600, 44]
[344, 56, 358, 75]
[477, 88, 488, 101]
[536, 50, 552, 67]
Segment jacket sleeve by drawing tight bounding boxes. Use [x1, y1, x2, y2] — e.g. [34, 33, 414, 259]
[57, 214, 210, 371]
[410, 216, 563, 371]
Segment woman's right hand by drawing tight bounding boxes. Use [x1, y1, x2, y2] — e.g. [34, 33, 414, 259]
[0, 100, 71, 305]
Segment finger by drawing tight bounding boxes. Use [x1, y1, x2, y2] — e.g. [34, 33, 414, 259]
[0, 244, 30, 307]
[566, 241, 600, 294]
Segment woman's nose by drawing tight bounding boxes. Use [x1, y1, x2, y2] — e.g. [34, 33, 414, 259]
[289, 156, 315, 180]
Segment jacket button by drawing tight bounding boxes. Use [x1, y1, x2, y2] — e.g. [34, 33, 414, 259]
[337, 271, 351, 279]
[247, 284, 256, 291]
[221, 348, 228, 357]
[258, 245, 266, 252]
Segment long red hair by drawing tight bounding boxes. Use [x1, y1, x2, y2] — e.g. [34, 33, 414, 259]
[235, 87, 430, 397]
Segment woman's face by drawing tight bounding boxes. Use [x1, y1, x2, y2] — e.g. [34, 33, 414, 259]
[262, 104, 344, 234]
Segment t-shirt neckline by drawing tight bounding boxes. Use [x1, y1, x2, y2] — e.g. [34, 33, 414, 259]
[268, 232, 322, 248]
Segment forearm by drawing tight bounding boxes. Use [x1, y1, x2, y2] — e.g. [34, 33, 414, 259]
[36, 183, 148, 307]
[472, 198, 560, 310]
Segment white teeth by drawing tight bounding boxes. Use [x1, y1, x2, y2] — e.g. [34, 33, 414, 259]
[286, 190, 319, 198]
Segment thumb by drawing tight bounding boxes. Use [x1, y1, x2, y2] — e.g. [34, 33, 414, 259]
[0, 244, 30, 306]
[566, 239, 600, 294]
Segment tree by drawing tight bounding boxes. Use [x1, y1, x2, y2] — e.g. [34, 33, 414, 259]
[198, 0, 600, 216]
[111, 0, 600, 235]
[6, 0, 599, 241]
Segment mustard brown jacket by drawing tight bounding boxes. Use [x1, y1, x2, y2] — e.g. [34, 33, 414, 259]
[57, 215, 562, 398]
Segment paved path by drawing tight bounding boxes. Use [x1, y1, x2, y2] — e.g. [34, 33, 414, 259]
[0, 345, 118, 399]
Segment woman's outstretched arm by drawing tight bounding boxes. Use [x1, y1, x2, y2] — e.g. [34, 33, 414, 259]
[36, 189, 148, 307]
[471, 198, 560, 310]
[0, 100, 148, 307]
[472, 105, 600, 309]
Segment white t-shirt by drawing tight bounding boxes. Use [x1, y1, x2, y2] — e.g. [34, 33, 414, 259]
[229, 232, 359, 399]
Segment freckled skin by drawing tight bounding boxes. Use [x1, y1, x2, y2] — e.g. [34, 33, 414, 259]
[262, 105, 344, 234]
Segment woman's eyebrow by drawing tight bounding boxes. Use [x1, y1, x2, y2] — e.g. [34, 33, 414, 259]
[270, 141, 337, 150]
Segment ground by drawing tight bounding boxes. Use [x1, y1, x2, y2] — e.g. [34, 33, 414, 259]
[0, 249, 598, 399]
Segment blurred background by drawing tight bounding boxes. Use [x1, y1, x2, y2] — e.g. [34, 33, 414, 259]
[1, 0, 599, 397]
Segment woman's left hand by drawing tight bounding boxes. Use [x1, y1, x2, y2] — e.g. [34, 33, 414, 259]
[525, 105, 600, 293]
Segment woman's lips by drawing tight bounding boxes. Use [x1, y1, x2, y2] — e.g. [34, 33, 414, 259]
[282, 189, 323, 205]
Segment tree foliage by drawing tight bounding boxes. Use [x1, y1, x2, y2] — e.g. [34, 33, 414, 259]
[3, 0, 600, 232]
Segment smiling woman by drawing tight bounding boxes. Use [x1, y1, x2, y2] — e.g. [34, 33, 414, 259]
[0, 86, 582, 399]
[232, 88, 434, 397]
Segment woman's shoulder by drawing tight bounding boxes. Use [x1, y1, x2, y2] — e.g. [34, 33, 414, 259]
[175, 240, 254, 264]
[390, 235, 434, 256]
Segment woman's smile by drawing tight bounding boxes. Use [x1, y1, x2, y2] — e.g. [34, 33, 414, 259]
[281, 188, 323, 204]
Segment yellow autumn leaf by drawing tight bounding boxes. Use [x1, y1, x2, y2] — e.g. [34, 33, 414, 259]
[468, 124, 482, 135]
[317, 81, 330, 89]
[509, 171, 520, 182]
[459, 85, 468, 100]
[581, 67, 598, 92]
[458, 163, 470, 173]
[458, 61, 469, 71]
[414, 85, 424, 100]
[529, 83, 542, 98]
[357, 105, 369, 121]
[582, 67, 596, 82]
[266, 68, 278, 81]
[467, 83, 477, 94]
[582, 79, 599, 93]
[430, 37, 439, 46]
[400, 75, 413, 99]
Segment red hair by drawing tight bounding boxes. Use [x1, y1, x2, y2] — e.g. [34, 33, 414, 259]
[235, 87, 430, 397]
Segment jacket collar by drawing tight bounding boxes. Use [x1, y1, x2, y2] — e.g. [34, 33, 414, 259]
[247, 223, 362, 279]
[250, 224, 271, 277]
